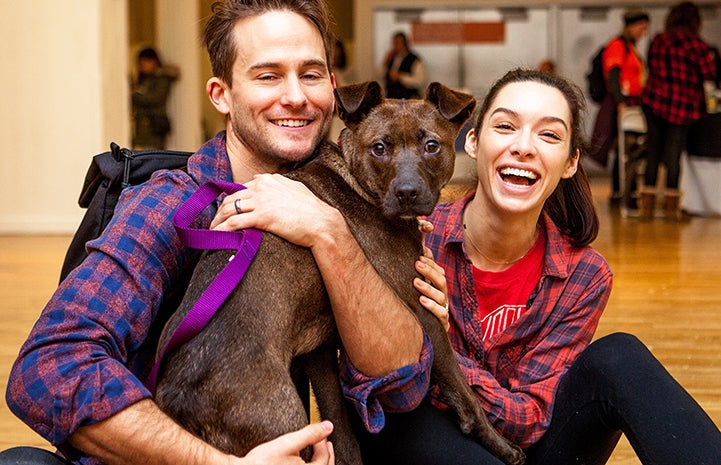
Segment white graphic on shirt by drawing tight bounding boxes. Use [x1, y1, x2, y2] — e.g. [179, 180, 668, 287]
[481, 305, 525, 340]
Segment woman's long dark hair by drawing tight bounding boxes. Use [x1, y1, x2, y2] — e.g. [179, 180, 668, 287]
[473, 68, 599, 247]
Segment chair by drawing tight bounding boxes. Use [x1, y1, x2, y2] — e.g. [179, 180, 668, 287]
[616, 106, 647, 217]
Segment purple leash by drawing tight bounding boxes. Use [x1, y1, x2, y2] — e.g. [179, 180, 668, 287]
[146, 180, 262, 393]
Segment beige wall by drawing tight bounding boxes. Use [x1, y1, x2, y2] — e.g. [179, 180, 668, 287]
[0, 0, 206, 234]
[0, 0, 128, 233]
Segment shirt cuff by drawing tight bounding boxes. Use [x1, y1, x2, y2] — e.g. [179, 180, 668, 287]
[339, 331, 432, 433]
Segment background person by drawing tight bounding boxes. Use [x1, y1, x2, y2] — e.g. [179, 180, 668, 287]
[379, 31, 426, 99]
[351, 68, 721, 465]
[640, 1, 718, 220]
[131, 47, 180, 149]
[588, 9, 650, 207]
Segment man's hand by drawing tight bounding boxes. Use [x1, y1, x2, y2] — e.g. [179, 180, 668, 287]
[240, 421, 335, 465]
[211, 174, 340, 249]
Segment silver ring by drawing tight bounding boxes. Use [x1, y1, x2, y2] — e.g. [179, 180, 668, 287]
[234, 198, 242, 215]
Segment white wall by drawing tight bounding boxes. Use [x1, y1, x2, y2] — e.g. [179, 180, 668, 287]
[365, 2, 721, 140]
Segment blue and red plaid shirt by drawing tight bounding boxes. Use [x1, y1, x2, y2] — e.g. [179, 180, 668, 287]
[6, 131, 431, 464]
[641, 31, 717, 125]
[424, 195, 613, 447]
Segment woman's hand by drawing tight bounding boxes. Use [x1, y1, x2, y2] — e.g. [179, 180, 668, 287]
[240, 421, 335, 465]
[414, 220, 450, 331]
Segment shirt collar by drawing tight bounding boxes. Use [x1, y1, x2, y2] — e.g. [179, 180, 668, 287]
[187, 131, 233, 187]
[437, 194, 572, 280]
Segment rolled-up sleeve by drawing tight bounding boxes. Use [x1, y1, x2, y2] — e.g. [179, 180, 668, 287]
[339, 331, 432, 433]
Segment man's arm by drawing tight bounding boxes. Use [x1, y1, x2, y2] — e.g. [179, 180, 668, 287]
[308, 208, 424, 375]
[69, 400, 335, 465]
[211, 173, 424, 377]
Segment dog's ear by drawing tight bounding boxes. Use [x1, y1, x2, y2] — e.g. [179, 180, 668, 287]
[424, 82, 476, 126]
[335, 81, 384, 127]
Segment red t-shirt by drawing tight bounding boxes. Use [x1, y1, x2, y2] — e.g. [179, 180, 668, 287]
[472, 227, 546, 340]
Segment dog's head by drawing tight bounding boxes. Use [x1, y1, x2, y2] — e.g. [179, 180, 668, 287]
[336, 81, 476, 219]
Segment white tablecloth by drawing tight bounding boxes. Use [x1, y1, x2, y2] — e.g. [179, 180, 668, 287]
[680, 153, 721, 216]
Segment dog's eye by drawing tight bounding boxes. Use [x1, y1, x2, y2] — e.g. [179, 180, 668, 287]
[371, 142, 387, 157]
[425, 140, 441, 155]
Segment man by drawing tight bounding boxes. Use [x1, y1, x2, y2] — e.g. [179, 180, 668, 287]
[4, 1, 435, 464]
[380, 31, 426, 99]
[588, 9, 650, 207]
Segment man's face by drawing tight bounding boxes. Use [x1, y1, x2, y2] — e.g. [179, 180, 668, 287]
[223, 11, 335, 171]
[629, 20, 649, 41]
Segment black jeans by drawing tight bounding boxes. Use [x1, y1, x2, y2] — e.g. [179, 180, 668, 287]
[642, 107, 689, 190]
[0, 448, 71, 465]
[352, 333, 721, 465]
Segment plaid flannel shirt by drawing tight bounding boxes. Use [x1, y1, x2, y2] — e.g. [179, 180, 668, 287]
[6, 131, 431, 464]
[424, 195, 613, 447]
[641, 31, 717, 125]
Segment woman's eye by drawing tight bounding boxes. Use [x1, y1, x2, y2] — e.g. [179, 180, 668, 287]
[541, 131, 562, 141]
[371, 142, 387, 157]
[425, 140, 440, 155]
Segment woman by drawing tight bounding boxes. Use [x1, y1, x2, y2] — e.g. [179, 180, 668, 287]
[359, 68, 721, 465]
[640, 2, 717, 220]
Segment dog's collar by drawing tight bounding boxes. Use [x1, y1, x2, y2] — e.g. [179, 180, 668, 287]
[146, 181, 262, 393]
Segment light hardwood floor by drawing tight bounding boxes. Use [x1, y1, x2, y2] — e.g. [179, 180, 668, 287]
[1, 177, 720, 463]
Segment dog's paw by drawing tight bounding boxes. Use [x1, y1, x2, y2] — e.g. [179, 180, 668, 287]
[499, 443, 525, 465]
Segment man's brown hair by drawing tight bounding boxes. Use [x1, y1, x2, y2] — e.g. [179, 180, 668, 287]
[203, 0, 336, 86]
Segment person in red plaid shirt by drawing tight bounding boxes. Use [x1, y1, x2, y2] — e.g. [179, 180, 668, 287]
[640, 2, 718, 220]
[352, 68, 721, 465]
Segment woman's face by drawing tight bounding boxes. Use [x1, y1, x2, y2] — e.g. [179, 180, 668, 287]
[465, 80, 578, 217]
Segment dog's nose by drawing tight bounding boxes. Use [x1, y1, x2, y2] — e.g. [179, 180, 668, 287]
[395, 184, 419, 205]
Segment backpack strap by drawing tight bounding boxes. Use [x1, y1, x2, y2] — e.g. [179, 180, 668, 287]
[146, 180, 262, 393]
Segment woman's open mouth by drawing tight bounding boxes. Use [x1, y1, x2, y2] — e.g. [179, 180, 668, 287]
[499, 166, 539, 187]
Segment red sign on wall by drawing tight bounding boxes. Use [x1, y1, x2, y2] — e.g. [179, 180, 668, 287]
[411, 22, 505, 44]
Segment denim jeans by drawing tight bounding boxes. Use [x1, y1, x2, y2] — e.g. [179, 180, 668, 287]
[0, 447, 71, 465]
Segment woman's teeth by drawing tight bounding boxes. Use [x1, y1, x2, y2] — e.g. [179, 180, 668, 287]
[500, 167, 538, 186]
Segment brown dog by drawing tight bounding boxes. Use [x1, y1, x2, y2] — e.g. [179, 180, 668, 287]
[155, 81, 525, 465]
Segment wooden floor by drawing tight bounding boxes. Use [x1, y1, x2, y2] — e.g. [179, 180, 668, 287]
[1, 176, 720, 463]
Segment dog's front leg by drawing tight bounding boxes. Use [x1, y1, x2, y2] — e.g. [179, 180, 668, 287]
[302, 342, 364, 465]
[415, 309, 526, 465]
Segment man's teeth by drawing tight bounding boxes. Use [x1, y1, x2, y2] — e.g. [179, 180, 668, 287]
[274, 119, 309, 127]
[500, 167, 537, 180]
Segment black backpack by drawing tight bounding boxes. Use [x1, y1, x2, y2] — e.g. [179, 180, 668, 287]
[586, 45, 608, 104]
[586, 36, 631, 104]
[59, 143, 192, 282]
